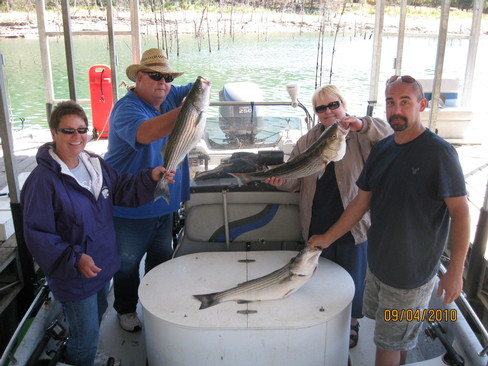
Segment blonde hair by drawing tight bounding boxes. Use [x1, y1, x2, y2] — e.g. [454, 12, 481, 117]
[311, 85, 347, 111]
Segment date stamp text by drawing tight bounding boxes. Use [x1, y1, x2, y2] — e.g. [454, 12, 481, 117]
[383, 309, 457, 322]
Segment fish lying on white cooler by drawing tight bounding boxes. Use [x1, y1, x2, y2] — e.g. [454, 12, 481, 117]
[193, 247, 322, 310]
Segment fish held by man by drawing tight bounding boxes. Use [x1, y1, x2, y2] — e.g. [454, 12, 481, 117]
[229, 122, 349, 186]
[154, 76, 212, 202]
[193, 247, 322, 310]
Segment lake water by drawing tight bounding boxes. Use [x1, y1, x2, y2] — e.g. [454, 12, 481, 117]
[1, 31, 488, 138]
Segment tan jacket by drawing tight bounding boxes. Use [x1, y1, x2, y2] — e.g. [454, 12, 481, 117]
[279, 116, 393, 242]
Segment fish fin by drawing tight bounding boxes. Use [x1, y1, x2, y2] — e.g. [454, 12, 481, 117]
[287, 273, 307, 283]
[196, 111, 206, 125]
[228, 172, 252, 186]
[193, 293, 220, 310]
[154, 178, 170, 204]
[317, 164, 328, 180]
[162, 143, 167, 158]
[282, 288, 297, 298]
[176, 160, 185, 170]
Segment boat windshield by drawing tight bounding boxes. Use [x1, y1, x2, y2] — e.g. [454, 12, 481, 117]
[188, 82, 312, 185]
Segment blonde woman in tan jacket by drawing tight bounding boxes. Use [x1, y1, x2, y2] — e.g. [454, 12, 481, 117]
[266, 85, 392, 348]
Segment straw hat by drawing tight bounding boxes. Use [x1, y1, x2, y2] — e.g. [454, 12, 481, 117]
[126, 48, 184, 82]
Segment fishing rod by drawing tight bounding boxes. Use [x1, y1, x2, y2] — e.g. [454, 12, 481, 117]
[329, 1, 347, 84]
[314, 5, 326, 90]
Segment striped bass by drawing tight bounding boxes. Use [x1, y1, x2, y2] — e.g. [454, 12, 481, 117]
[154, 76, 211, 203]
[193, 247, 322, 310]
[230, 122, 348, 186]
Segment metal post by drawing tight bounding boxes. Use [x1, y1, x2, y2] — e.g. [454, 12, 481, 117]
[428, 0, 450, 133]
[36, 0, 55, 120]
[394, 0, 408, 75]
[367, 0, 384, 117]
[222, 190, 230, 249]
[0, 55, 35, 311]
[465, 177, 488, 300]
[107, 0, 119, 102]
[0, 57, 20, 205]
[61, 0, 77, 101]
[130, 0, 141, 64]
[462, 0, 483, 107]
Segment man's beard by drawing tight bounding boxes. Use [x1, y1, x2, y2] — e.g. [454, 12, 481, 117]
[388, 114, 408, 131]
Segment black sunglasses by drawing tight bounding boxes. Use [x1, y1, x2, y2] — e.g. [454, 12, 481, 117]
[142, 72, 174, 83]
[315, 101, 342, 113]
[386, 75, 424, 96]
[56, 127, 89, 135]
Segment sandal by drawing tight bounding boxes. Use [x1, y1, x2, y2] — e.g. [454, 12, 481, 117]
[349, 322, 360, 349]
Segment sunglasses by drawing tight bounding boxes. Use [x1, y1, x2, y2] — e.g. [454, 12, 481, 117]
[142, 72, 174, 83]
[386, 75, 424, 95]
[56, 127, 89, 135]
[315, 101, 342, 113]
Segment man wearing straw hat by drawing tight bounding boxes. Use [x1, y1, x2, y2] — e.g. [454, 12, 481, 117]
[105, 48, 193, 332]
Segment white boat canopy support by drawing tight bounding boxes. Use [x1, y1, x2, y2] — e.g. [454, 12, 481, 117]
[366, 0, 483, 121]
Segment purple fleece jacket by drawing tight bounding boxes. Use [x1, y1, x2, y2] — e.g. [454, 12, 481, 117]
[20, 142, 158, 302]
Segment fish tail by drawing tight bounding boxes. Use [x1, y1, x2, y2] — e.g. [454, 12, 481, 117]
[228, 172, 253, 186]
[193, 293, 220, 310]
[154, 178, 170, 204]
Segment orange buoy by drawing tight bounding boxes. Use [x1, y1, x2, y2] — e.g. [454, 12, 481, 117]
[89, 65, 113, 138]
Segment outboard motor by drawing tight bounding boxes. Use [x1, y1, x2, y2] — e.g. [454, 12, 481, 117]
[219, 82, 264, 144]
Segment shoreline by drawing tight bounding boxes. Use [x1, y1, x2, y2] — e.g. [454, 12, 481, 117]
[1, 6, 487, 39]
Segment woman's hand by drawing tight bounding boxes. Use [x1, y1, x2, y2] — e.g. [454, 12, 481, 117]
[307, 234, 332, 251]
[151, 167, 176, 183]
[264, 176, 285, 186]
[77, 253, 101, 278]
[339, 116, 363, 131]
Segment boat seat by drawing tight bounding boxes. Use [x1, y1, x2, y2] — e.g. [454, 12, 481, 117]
[173, 190, 304, 257]
[417, 78, 461, 107]
[417, 78, 473, 139]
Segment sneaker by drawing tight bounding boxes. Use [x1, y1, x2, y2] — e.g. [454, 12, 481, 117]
[117, 312, 142, 332]
[94, 352, 121, 366]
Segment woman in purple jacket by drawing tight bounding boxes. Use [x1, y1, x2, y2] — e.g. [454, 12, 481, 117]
[20, 101, 174, 366]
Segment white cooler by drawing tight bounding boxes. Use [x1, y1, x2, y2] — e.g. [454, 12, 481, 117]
[139, 251, 355, 366]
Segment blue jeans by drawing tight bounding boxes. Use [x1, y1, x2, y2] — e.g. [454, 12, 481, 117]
[62, 284, 109, 366]
[113, 215, 174, 314]
[321, 240, 368, 319]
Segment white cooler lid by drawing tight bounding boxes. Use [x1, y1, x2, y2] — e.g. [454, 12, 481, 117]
[139, 251, 354, 329]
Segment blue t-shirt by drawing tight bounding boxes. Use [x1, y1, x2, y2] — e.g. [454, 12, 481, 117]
[105, 83, 193, 218]
[356, 129, 467, 289]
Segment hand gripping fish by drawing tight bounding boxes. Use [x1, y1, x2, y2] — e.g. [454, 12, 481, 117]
[229, 122, 349, 186]
[154, 76, 212, 203]
[193, 247, 322, 310]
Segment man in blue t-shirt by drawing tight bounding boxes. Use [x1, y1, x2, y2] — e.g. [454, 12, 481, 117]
[104, 48, 194, 332]
[308, 75, 470, 366]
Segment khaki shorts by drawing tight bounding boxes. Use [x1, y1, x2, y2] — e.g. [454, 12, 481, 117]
[363, 268, 437, 351]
